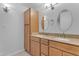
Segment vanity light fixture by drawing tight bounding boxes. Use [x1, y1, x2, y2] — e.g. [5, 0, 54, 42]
[1, 3, 11, 12]
[44, 3, 58, 10]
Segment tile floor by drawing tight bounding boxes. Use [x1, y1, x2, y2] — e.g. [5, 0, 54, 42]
[14, 51, 31, 56]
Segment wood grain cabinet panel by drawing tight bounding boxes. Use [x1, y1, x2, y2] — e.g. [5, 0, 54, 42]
[60, 44, 79, 55]
[41, 44, 48, 56]
[63, 52, 74, 56]
[49, 40, 79, 55]
[31, 40, 40, 56]
[31, 36, 40, 42]
[49, 41, 63, 49]
[24, 25, 30, 52]
[31, 36, 40, 56]
[31, 40, 35, 55]
[34, 41, 40, 56]
[49, 47, 62, 56]
[31, 9, 39, 32]
[24, 8, 39, 53]
[24, 8, 30, 24]
[41, 39, 48, 45]
[41, 53, 46, 56]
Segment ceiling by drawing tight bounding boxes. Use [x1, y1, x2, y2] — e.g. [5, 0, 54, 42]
[21, 3, 44, 9]
[9, 3, 44, 9]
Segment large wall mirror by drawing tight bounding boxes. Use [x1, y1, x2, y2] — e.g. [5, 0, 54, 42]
[57, 9, 73, 33]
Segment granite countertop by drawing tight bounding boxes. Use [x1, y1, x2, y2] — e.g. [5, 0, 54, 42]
[31, 32, 79, 46]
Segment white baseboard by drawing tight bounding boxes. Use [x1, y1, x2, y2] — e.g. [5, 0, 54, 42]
[6, 49, 25, 56]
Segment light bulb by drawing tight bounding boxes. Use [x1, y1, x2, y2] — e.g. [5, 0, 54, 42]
[3, 3, 11, 8]
[44, 3, 51, 8]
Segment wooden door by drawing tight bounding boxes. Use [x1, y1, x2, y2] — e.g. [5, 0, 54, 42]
[31, 36, 40, 56]
[24, 25, 30, 52]
[31, 40, 40, 56]
[31, 9, 39, 33]
[49, 47, 62, 56]
[41, 44, 48, 56]
[24, 8, 31, 52]
[34, 41, 40, 56]
[31, 40, 35, 55]
[24, 8, 30, 25]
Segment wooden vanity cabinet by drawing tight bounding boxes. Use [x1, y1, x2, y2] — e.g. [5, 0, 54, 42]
[31, 36, 78, 56]
[31, 36, 41, 56]
[31, 33, 79, 56]
[49, 40, 77, 56]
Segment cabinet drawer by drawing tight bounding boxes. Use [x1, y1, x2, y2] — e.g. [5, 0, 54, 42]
[49, 40, 61, 47]
[31, 36, 40, 42]
[41, 39, 48, 45]
[49, 40, 79, 55]
[41, 44, 48, 56]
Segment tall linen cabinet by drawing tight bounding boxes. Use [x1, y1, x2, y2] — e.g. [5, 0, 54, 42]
[24, 8, 39, 54]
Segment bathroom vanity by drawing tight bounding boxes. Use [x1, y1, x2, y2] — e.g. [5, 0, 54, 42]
[30, 33, 79, 56]
[24, 8, 78, 56]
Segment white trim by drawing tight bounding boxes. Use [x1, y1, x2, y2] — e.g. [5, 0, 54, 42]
[6, 49, 25, 56]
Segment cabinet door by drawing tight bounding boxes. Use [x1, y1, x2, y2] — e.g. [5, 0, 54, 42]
[31, 9, 39, 32]
[41, 44, 48, 56]
[24, 25, 30, 52]
[24, 8, 30, 24]
[34, 41, 40, 56]
[31, 40, 40, 56]
[63, 52, 74, 56]
[31, 40, 35, 55]
[49, 47, 62, 56]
